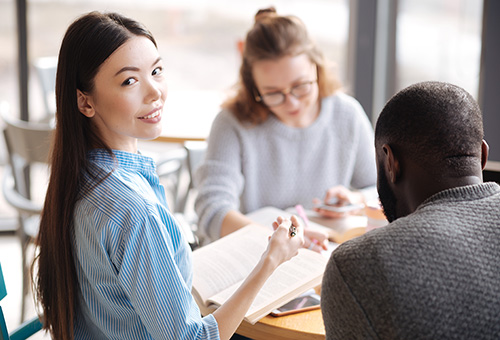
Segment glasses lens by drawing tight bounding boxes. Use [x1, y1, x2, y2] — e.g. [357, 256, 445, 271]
[291, 82, 313, 98]
[261, 93, 285, 107]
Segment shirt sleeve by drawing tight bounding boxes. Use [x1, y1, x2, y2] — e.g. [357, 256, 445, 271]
[116, 208, 220, 340]
[194, 111, 245, 241]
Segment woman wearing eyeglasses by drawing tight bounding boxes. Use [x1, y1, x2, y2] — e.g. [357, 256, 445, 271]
[194, 7, 377, 250]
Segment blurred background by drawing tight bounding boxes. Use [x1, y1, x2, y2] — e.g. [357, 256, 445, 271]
[0, 0, 498, 338]
[0, 0, 488, 123]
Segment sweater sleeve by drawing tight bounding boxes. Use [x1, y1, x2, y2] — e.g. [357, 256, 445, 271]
[321, 252, 380, 340]
[194, 111, 245, 241]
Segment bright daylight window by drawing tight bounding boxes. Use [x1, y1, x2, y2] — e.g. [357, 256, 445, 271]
[0, 0, 349, 122]
[396, 0, 483, 98]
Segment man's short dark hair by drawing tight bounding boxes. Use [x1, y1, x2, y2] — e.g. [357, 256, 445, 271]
[375, 81, 484, 177]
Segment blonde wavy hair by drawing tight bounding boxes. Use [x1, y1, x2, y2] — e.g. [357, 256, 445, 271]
[223, 7, 342, 125]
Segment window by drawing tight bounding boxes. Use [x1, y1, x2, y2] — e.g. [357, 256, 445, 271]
[0, 0, 349, 121]
[396, 0, 483, 98]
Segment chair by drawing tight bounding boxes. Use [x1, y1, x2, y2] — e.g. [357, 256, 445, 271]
[155, 146, 202, 248]
[176, 141, 207, 214]
[0, 263, 42, 340]
[0, 102, 17, 233]
[155, 147, 188, 213]
[1, 111, 53, 323]
[32, 57, 57, 122]
[176, 141, 207, 247]
[155, 141, 207, 249]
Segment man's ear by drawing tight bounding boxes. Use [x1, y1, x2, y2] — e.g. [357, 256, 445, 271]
[481, 139, 489, 170]
[382, 144, 400, 184]
[77, 89, 95, 118]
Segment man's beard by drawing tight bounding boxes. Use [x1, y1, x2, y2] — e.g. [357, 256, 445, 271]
[377, 164, 398, 223]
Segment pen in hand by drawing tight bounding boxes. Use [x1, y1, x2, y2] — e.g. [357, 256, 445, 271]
[294, 204, 328, 251]
[295, 204, 311, 228]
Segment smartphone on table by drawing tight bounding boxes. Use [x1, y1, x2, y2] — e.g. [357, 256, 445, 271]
[270, 293, 321, 317]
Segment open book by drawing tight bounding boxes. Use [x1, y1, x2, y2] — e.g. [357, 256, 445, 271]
[247, 206, 367, 244]
[191, 223, 327, 324]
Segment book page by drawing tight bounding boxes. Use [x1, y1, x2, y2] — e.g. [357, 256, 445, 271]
[207, 248, 327, 324]
[191, 224, 272, 305]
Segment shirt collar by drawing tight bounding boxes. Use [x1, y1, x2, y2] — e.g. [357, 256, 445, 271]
[87, 149, 156, 175]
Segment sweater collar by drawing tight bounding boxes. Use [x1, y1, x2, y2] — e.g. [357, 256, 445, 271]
[419, 182, 500, 209]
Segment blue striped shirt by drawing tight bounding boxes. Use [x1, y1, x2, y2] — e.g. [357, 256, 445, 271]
[72, 149, 219, 339]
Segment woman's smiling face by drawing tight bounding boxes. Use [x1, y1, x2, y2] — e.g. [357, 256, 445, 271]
[77, 36, 167, 153]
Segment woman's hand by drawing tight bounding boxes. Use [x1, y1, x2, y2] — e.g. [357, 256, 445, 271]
[214, 215, 303, 339]
[264, 215, 304, 268]
[272, 216, 328, 254]
[304, 228, 329, 253]
[313, 185, 365, 218]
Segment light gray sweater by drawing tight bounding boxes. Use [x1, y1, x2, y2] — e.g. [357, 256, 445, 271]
[194, 93, 376, 241]
[321, 182, 500, 340]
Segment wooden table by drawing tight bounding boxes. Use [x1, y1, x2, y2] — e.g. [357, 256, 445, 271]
[154, 90, 224, 143]
[236, 308, 325, 340]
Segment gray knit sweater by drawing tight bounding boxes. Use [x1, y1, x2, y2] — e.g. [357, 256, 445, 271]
[194, 93, 376, 241]
[321, 182, 500, 340]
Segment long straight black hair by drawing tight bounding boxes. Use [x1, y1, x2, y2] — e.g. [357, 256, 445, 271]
[33, 11, 156, 340]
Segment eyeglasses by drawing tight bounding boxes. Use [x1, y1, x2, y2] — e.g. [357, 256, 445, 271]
[255, 80, 317, 107]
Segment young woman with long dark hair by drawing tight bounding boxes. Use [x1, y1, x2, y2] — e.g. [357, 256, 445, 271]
[33, 11, 303, 340]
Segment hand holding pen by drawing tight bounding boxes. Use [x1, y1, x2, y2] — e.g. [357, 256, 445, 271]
[295, 204, 329, 253]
